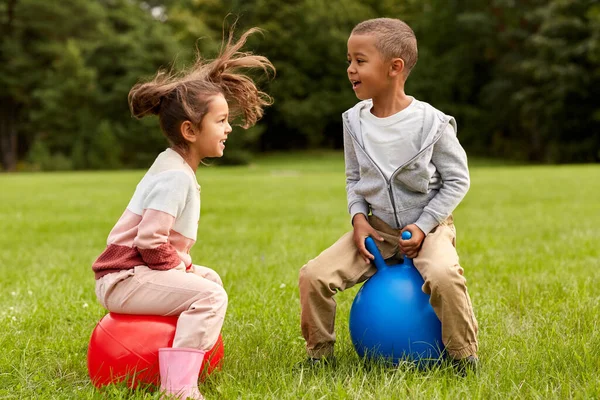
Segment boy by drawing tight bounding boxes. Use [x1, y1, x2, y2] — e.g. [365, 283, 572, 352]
[298, 18, 479, 373]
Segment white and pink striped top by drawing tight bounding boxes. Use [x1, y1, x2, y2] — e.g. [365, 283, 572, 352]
[92, 148, 200, 279]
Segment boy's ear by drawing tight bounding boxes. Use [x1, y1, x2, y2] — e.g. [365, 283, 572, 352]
[389, 57, 405, 78]
[180, 120, 198, 143]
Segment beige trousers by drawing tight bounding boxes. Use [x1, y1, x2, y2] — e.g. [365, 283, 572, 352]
[299, 215, 478, 360]
[95, 265, 227, 351]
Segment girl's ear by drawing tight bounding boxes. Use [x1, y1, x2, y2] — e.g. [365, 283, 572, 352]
[389, 57, 405, 78]
[180, 120, 198, 143]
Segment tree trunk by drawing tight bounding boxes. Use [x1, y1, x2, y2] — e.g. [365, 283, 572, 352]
[0, 97, 18, 172]
[1, 0, 19, 171]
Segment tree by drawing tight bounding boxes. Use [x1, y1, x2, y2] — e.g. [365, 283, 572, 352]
[479, 0, 600, 162]
[2, 0, 599, 169]
[1, 0, 181, 171]
[512, 0, 600, 162]
[1, 0, 108, 170]
[0, 0, 19, 171]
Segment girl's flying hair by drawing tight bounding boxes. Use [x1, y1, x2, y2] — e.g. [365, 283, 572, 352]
[128, 27, 275, 151]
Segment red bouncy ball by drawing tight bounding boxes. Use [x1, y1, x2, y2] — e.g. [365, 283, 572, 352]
[87, 313, 224, 388]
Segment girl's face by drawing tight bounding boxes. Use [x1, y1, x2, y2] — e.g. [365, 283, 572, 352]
[347, 34, 390, 101]
[194, 94, 232, 158]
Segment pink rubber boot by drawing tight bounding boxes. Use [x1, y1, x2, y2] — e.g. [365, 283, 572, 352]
[159, 347, 205, 400]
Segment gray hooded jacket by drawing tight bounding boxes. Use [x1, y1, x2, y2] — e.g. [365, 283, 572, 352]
[342, 99, 470, 234]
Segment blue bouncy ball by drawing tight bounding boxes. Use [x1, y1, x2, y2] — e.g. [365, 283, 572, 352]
[349, 231, 443, 365]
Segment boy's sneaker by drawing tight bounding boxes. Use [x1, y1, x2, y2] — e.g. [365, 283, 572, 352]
[452, 355, 480, 376]
[293, 356, 337, 370]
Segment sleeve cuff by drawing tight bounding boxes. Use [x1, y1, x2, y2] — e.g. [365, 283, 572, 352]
[138, 244, 184, 270]
[349, 202, 370, 224]
[415, 212, 440, 235]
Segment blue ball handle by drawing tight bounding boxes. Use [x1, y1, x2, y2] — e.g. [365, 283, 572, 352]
[365, 230, 414, 271]
[365, 236, 388, 271]
[401, 230, 413, 265]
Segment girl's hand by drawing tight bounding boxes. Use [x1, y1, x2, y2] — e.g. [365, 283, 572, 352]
[352, 214, 384, 263]
[399, 224, 425, 258]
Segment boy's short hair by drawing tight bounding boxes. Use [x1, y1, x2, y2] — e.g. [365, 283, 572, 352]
[352, 18, 418, 76]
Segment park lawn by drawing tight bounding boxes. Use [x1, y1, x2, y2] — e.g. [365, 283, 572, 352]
[0, 151, 598, 399]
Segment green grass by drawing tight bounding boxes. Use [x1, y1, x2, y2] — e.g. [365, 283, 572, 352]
[0, 151, 598, 399]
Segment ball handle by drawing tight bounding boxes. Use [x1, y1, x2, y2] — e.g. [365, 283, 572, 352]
[401, 230, 414, 266]
[364, 236, 388, 271]
[365, 231, 415, 270]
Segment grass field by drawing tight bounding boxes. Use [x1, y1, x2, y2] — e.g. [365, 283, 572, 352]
[0, 151, 598, 399]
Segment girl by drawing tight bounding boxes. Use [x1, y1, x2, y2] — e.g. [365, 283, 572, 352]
[92, 28, 274, 399]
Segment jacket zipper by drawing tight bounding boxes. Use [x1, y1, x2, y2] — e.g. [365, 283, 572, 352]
[344, 117, 449, 229]
[345, 119, 399, 227]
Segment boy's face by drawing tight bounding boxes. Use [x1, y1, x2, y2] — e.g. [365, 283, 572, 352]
[347, 34, 390, 100]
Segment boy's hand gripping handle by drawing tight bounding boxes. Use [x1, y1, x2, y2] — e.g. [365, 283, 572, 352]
[364, 231, 413, 271]
[400, 230, 414, 266]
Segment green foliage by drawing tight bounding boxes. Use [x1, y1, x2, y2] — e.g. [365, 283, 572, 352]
[253, 0, 369, 149]
[479, 0, 600, 162]
[2, 0, 599, 169]
[26, 139, 74, 171]
[406, 0, 495, 156]
[513, 0, 600, 162]
[26, 139, 51, 170]
[2, 0, 180, 171]
[88, 120, 122, 170]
